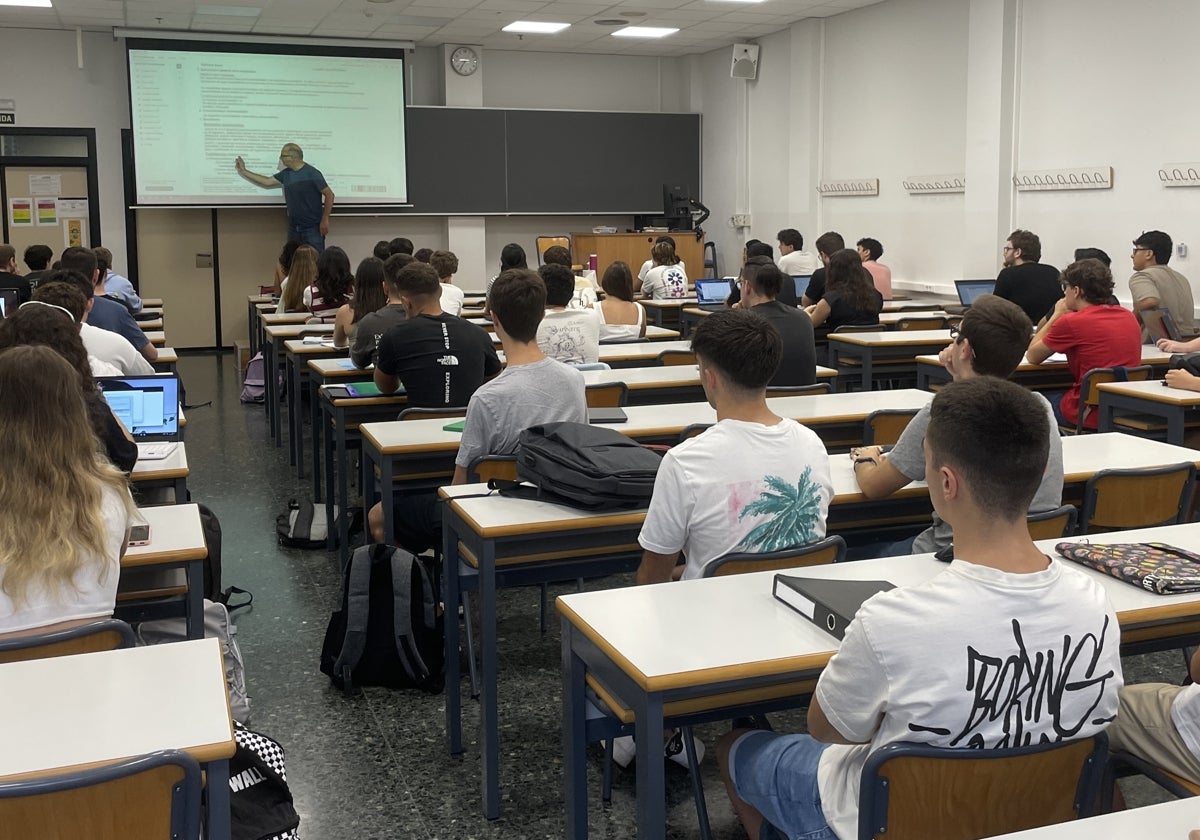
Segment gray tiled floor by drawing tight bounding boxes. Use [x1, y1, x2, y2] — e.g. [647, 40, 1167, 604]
[176, 351, 1184, 839]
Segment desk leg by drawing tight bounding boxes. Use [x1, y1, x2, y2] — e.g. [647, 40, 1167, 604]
[633, 691, 667, 839]
[205, 758, 232, 840]
[328, 408, 342, 556]
[862, 348, 875, 393]
[1098, 397, 1115, 433]
[1168, 407, 1185, 446]
[562, 622, 589, 840]
[248, 301, 257, 356]
[266, 340, 281, 447]
[444, 521, 464, 756]
[311, 382, 322, 501]
[380, 454, 395, 551]
[288, 356, 301, 471]
[480, 540, 502, 819]
[186, 558, 204, 640]
[176, 477, 188, 505]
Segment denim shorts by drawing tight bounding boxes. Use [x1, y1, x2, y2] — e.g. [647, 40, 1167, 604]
[729, 730, 836, 840]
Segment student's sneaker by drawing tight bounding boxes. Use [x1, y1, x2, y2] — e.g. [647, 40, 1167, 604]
[664, 730, 705, 770]
[609, 735, 636, 769]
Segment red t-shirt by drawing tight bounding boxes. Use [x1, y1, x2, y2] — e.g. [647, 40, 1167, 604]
[1043, 304, 1142, 428]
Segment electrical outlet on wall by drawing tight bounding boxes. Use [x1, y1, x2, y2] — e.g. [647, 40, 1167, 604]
[1178, 243, 1188, 258]
[730, 214, 751, 227]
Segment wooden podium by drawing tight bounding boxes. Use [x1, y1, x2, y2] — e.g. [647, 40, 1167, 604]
[571, 232, 706, 279]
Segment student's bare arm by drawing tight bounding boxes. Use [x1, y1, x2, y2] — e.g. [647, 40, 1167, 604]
[140, 341, 158, 362]
[637, 550, 680, 585]
[373, 368, 401, 394]
[851, 448, 911, 499]
[320, 187, 335, 236]
[452, 465, 468, 486]
[807, 695, 867, 746]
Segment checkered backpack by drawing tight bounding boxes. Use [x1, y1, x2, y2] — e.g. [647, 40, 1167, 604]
[230, 722, 301, 840]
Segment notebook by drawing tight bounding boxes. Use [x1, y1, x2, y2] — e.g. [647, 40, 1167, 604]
[0, 288, 18, 320]
[443, 419, 466, 432]
[97, 374, 180, 442]
[695, 278, 733, 311]
[954, 279, 996, 306]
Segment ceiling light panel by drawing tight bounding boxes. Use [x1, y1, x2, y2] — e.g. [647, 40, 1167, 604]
[502, 20, 570, 33]
[611, 25, 679, 37]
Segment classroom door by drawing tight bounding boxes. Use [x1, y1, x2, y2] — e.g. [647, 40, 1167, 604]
[2, 165, 91, 260]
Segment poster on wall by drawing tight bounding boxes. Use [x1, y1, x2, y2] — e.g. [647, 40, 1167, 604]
[9, 197, 31, 226]
[56, 198, 88, 217]
[29, 173, 61, 196]
[35, 198, 57, 226]
[64, 217, 87, 249]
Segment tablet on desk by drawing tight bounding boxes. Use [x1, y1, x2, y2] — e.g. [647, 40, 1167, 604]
[588, 407, 628, 424]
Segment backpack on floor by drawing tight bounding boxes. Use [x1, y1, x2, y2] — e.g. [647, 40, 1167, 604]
[241, 352, 266, 403]
[500, 421, 663, 511]
[276, 498, 337, 549]
[136, 599, 252, 724]
[319, 543, 444, 694]
[230, 722, 300, 840]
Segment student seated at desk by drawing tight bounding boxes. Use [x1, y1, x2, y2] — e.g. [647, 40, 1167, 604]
[536, 264, 599, 365]
[304, 246, 352, 322]
[0, 302, 137, 472]
[1026, 258, 1141, 430]
[333, 257, 384, 349]
[637, 308, 833, 585]
[351, 253, 412, 369]
[596, 261, 647, 341]
[34, 272, 155, 377]
[60, 247, 157, 364]
[851, 295, 1063, 556]
[718, 377, 1123, 840]
[273, 240, 301, 296]
[0, 346, 135, 635]
[637, 235, 687, 290]
[431, 250, 465, 317]
[639, 239, 689, 300]
[804, 248, 882, 330]
[277, 245, 317, 314]
[373, 262, 500, 405]
[368, 268, 586, 549]
[740, 262, 816, 386]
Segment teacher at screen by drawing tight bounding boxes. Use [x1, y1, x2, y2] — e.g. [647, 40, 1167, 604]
[235, 143, 335, 252]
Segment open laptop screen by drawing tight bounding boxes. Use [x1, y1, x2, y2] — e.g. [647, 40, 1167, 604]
[695, 279, 732, 305]
[0, 289, 18, 320]
[97, 374, 180, 441]
[955, 279, 996, 305]
[793, 275, 811, 302]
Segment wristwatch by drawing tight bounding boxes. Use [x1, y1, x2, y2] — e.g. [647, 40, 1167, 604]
[854, 456, 877, 466]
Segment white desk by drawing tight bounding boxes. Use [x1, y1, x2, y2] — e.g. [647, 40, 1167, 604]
[827, 329, 954, 390]
[1098, 379, 1200, 445]
[916, 345, 1173, 391]
[559, 522, 1200, 839]
[581, 363, 839, 405]
[0, 638, 235, 838]
[130, 441, 189, 504]
[263, 323, 335, 446]
[122, 503, 207, 639]
[987, 797, 1200, 838]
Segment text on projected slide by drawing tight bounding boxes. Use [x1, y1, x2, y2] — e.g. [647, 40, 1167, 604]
[129, 49, 407, 205]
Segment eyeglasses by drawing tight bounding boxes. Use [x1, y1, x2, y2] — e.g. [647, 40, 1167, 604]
[1002, 246, 1015, 253]
[949, 324, 965, 343]
[1132, 247, 1152, 255]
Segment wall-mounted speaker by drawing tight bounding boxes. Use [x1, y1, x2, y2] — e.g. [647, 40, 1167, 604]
[731, 43, 759, 80]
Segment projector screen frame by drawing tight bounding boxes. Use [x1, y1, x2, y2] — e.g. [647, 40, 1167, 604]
[124, 37, 410, 211]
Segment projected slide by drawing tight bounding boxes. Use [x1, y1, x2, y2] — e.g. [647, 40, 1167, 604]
[129, 48, 407, 205]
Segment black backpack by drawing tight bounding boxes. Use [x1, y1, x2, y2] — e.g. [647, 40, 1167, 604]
[319, 543, 444, 694]
[229, 722, 300, 840]
[276, 498, 338, 549]
[500, 421, 663, 511]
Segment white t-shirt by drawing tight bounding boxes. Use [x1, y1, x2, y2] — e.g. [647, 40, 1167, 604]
[778, 250, 821, 276]
[80, 323, 154, 376]
[639, 418, 833, 579]
[1172, 684, 1200, 760]
[814, 559, 1123, 840]
[440, 282, 466, 317]
[0, 483, 132, 634]
[90, 356, 123, 377]
[536, 308, 601, 365]
[642, 264, 689, 299]
[639, 258, 686, 285]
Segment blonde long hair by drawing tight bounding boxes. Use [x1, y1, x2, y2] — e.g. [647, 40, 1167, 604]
[0, 346, 134, 607]
[280, 245, 318, 312]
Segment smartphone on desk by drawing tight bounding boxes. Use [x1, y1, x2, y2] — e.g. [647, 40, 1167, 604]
[128, 524, 152, 546]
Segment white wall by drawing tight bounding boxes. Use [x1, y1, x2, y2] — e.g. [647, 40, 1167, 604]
[483, 51, 686, 112]
[1015, 0, 1200, 300]
[0, 29, 129, 269]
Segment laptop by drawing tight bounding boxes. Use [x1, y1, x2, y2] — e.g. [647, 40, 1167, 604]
[0, 288, 18, 320]
[954, 279, 996, 307]
[695, 278, 733, 311]
[1140, 307, 1185, 343]
[97, 374, 181, 459]
[791, 275, 811, 305]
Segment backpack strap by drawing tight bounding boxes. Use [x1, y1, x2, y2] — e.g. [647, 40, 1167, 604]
[390, 551, 430, 684]
[333, 544, 380, 690]
[291, 501, 314, 540]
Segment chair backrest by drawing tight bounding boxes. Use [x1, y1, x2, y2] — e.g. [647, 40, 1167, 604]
[832, 324, 879, 333]
[863, 409, 919, 446]
[657, 349, 697, 367]
[767, 383, 832, 397]
[704, 535, 847, 577]
[1026, 504, 1078, 540]
[858, 734, 1108, 840]
[677, 423, 711, 444]
[535, 235, 571, 265]
[0, 619, 136, 665]
[1072, 365, 1154, 432]
[1080, 462, 1196, 534]
[397, 406, 469, 422]
[467, 455, 518, 483]
[0, 749, 202, 840]
[895, 316, 948, 331]
[585, 382, 629, 408]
